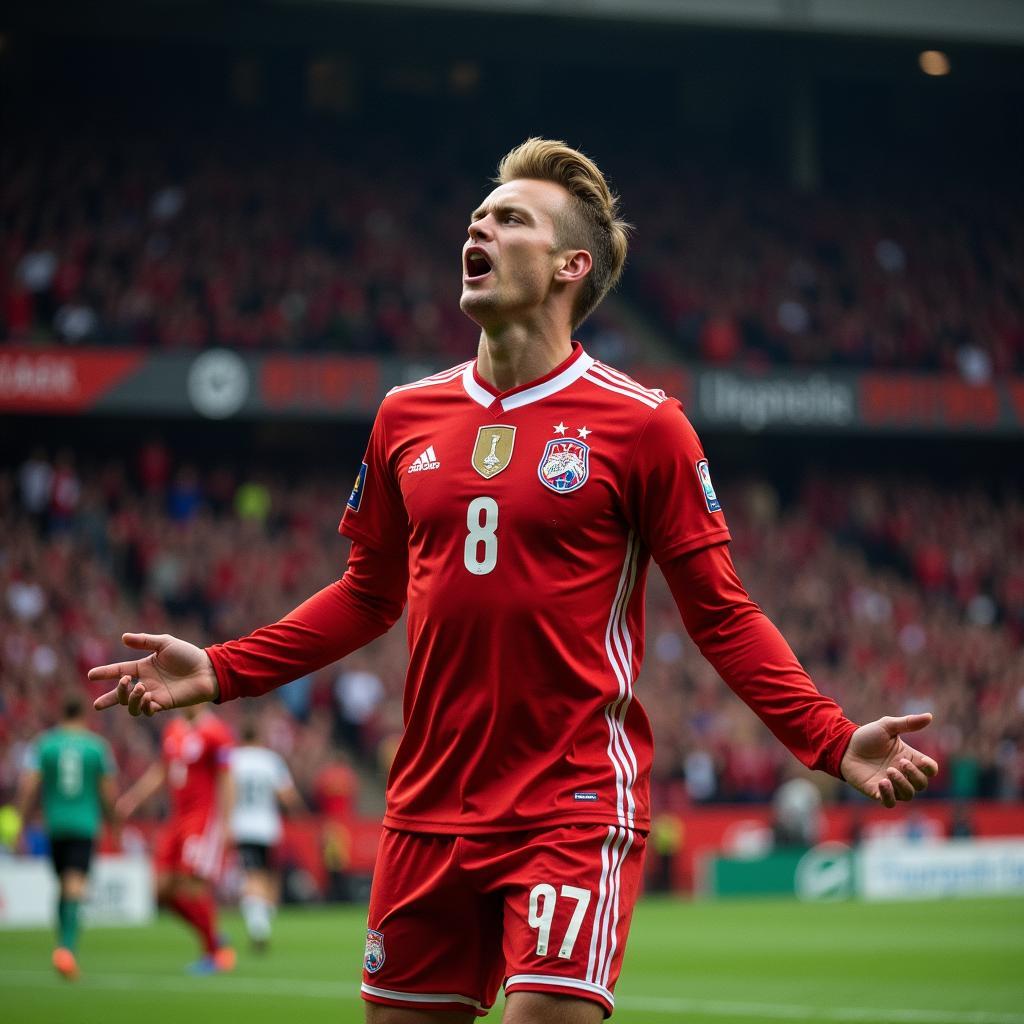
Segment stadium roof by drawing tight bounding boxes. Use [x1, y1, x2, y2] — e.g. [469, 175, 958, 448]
[305, 0, 1024, 45]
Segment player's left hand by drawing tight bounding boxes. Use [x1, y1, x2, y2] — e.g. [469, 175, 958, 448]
[840, 713, 939, 808]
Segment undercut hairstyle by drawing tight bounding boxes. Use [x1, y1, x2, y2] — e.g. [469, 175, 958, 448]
[495, 138, 631, 329]
[62, 693, 84, 721]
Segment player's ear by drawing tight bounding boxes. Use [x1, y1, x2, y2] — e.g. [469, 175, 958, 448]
[554, 249, 592, 285]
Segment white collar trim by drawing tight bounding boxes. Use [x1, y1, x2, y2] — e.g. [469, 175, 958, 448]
[461, 351, 595, 412]
[461, 364, 495, 408]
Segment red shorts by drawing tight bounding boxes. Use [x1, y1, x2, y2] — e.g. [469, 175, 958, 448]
[361, 824, 646, 1018]
[154, 813, 226, 882]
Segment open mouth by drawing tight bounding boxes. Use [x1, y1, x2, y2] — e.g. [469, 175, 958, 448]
[464, 248, 493, 280]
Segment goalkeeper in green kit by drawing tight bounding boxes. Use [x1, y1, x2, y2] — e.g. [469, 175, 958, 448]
[16, 694, 119, 980]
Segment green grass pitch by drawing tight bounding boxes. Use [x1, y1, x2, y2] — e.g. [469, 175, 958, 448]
[2, 896, 1021, 1024]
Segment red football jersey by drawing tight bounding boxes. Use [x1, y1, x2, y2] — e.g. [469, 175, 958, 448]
[340, 343, 730, 834]
[162, 713, 233, 820]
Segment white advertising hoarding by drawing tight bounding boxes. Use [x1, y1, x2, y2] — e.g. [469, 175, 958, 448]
[857, 838, 1024, 901]
[0, 855, 154, 928]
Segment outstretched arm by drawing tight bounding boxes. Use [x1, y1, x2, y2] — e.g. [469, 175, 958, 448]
[91, 634, 219, 716]
[840, 714, 937, 808]
[90, 541, 407, 717]
[664, 542, 938, 804]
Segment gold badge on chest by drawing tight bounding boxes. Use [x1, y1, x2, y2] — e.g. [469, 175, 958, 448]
[471, 425, 517, 479]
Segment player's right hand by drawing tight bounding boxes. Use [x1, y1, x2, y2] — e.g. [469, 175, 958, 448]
[89, 633, 219, 717]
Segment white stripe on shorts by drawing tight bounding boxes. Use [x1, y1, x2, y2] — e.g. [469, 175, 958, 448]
[361, 983, 484, 1009]
[505, 973, 614, 1007]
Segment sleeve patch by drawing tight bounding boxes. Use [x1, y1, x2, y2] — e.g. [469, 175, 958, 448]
[347, 462, 368, 512]
[695, 459, 722, 513]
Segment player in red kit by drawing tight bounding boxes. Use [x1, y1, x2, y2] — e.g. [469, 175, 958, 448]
[92, 139, 938, 1022]
[116, 706, 236, 973]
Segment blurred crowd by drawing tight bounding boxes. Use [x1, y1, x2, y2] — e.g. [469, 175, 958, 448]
[646, 473, 1024, 806]
[0, 138, 630, 365]
[3, 137, 1022, 375]
[630, 169, 1024, 378]
[1, 443, 1021, 816]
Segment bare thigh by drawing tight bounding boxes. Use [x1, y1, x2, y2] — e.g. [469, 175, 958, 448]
[363, 988, 603, 1024]
[364, 1006, 475, 1024]
[503, 992, 604, 1024]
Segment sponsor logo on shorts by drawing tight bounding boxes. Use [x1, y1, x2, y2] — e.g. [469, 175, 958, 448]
[364, 928, 386, 973]
[573, 791, 600, 801]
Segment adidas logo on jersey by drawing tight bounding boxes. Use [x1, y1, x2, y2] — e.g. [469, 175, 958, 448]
[408, 446, 441, 473]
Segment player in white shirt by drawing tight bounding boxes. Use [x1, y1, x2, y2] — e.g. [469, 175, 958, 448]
[228, 723, 303, 951]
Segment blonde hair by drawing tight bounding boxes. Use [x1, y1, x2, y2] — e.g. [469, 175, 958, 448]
[495, 138, 631, 329]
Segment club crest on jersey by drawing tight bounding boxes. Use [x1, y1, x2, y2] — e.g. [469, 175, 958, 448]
[696, 458, 721, 513]
[472, 425, 516, 479]
[364, 928, 386, 973]
[538, 438, 590, 494]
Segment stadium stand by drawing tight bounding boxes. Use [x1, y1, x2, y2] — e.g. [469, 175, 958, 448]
[2, 11, 1021, 918]
[3, 135, 1021, 373]
[628, 170, 1024, 375]
[2, 445, 1020, 818]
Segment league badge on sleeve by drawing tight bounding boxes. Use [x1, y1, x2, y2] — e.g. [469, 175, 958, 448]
[696, 458, 722, 513]
[347, 462, 368, 512]
[364, 928, 386, 973]
[538, 438, 590, 493]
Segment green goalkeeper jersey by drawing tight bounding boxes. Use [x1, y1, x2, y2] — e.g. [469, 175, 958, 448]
[27, 727, 114, 839]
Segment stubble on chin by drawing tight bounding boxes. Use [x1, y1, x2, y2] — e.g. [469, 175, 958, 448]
[460, 289, 498, 326]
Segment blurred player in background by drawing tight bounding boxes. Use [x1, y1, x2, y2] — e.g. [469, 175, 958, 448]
[229, 720, 303, 951]
[16, 693, 118, 981]
[116, 705, 235, 974]
[772, 772, 824, 849]
[92, 139, 939, 1023]
[315, 744, 360, 902]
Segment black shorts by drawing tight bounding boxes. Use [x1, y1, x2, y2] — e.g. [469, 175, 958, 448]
[237, 842, 272, 871]
[49, 836, 94, 876]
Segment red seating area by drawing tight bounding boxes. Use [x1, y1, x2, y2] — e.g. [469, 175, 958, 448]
[2, 444, 1020, 811]
[3, 137, 1021, 373]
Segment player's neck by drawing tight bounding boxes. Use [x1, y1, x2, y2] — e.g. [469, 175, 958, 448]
[475, 323, 573, 393]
